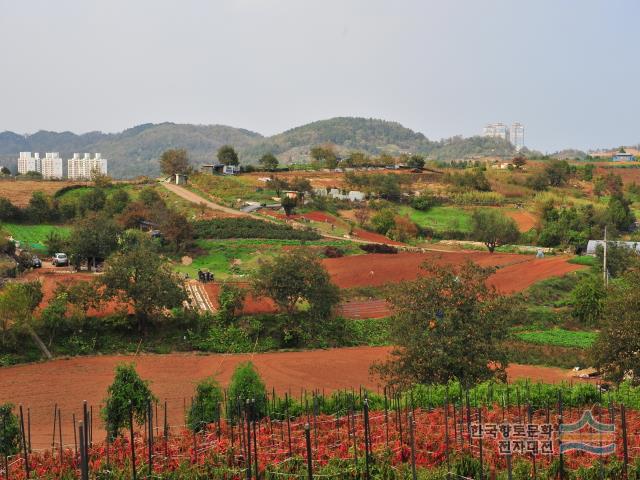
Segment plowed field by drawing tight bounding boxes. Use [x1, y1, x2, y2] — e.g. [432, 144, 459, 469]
[323, 251, 582, 292]
[0, 348, 591, 449]
[0, 180, 88, 206]
[505, 210, 538, 232]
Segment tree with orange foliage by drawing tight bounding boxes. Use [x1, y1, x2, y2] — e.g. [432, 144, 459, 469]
[373, 261, 513, 389]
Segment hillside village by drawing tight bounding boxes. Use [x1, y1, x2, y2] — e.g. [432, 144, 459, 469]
[3, 1, 640, 478]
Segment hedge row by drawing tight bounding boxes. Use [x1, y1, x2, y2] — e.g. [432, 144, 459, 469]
[192, 218, 321, 240]
[359, 243, 398, 254]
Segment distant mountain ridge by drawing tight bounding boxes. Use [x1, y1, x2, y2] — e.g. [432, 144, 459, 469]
[0, 117, 516, 178]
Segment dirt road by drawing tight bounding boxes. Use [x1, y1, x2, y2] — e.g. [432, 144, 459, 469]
[161, 182, 249, 217]
[0, 348, 590, 449]
[161, 182, 414, 247]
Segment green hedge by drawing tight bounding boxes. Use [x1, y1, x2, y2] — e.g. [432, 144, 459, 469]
[192, 218, 321, 240]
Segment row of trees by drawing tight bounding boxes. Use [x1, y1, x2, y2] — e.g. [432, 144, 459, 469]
[160, 144, 428, 175]
[47, 186, 194, 269]
[531, 197, 635, 251]
[103, 360, 267, 439]
[159, 146, 243, 178]
[0, 360, 266, 457]
[1, 234, 187, 358]
[160, 147, 284, 177]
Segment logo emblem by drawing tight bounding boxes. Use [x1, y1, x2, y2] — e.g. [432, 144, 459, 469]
[559, 411, 615, 455]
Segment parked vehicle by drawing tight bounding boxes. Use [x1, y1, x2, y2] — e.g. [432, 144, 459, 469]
[52, 253, 68, 266]
[32, 256, 42, 268]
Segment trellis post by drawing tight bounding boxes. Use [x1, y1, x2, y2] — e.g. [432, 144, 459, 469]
[408, 411, 417, 480]
[304, 423, 313, 480]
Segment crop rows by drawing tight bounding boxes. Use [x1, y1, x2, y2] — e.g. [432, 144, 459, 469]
[5, 401, 640, 479]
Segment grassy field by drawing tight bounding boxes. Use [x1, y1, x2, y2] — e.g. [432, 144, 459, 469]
[55, 186, 94, 200]
[513, 328, 597, 349]
[399, 206, 473, 233]
[2, 223, 71, 252]
[175, 238, 361, 278]
[56, 183, 140, 201]
[190, 174, 278, 206]
[0, 179, 88, 207]
[569, 255, 597, 267]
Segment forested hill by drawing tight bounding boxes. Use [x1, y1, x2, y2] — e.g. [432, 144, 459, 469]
[0, 118, 516, 178]
[0, 123, 262, 178]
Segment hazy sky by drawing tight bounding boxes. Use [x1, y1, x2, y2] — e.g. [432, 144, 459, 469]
[1, 0, 638, 152]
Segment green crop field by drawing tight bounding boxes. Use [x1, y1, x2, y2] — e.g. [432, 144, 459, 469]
[513, 328, 597, 349]
[56, 184, 139, 201]
[399, 206, 473, 233]
[569, 255, 597, 267]
[190, 174, 278, 206]
[2, 223, 71, 252]
[174, 238, 360, 278]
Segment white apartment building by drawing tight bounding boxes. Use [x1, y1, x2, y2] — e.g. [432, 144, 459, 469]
[17, 152, 41, 174]
[511, 122, 525, 151]
[41, 152, 63, 179]
[483, 123, 510, 142]
[67, 153, 108, 180]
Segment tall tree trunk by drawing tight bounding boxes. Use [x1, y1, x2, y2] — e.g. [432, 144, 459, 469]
[28, 326, 52, 359]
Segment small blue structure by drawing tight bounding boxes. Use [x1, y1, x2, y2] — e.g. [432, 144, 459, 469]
[612, 152, 636, 162]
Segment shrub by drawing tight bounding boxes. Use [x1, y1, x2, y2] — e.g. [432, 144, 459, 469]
[0, 403, 20, 460]
[0, 198, 21, 222]
[217, 283, 246, 324]
[323, 245, 344, 258]
[359, 243, 398, 254]
[444, 169, 491, 191]
[411, 192, 439, 211]
[53, 184, 87, 198]
[388, 215, 418, 242]
[192, 218, 320, 241]
[45, 230, 67, 256]
[187, 377, 224, 432]
[526, 172, 550, 191]
[227, 362, 267, 420]
[370, 208, 395, 234]
[190, 324, 253, 353]
[571, 274, 605, 326]
[102, 363, 156, 439]
[281, 196, 297, 216]
[449, 191, 505, 206]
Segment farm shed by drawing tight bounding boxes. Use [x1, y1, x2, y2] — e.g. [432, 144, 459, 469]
[200, 163, 241, 175]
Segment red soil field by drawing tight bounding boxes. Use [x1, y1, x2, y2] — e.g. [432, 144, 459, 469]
[22, 269, 130, 315]
[258, 209, 301, 221]
[198, 252, 581, 317]
[505, 210, 538, 232]
[0, 347, 590, 449]
[487, 255, 583, 293]
[338, 299, 392, 319]
[351, 228, 406, 246]
[202, 282, 278, 315]
[323, 251, 581, 291]
[596, 166, 640, 185]
[300, 211, 337, 223]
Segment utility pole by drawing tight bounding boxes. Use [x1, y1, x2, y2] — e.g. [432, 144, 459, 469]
[603, 226, 608, 287]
